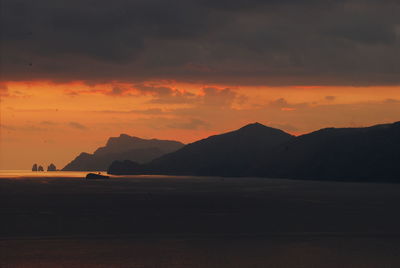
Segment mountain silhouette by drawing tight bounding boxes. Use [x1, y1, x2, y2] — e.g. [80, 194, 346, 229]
[108, 121, 400, 182]
[255, 122, 400, 181]
[109, 123, 295, 176]
[63, 134, 184, 171]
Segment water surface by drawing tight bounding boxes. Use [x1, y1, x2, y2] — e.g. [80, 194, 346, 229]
[2, 174, 400, 267]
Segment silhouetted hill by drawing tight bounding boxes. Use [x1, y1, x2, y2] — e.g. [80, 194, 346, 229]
[108, 123, 295, 176]
[93, 134, 183, 155]
[256, 122, 400, 181]
[108, 121, 400, 182]
[63, 134, 184, 171]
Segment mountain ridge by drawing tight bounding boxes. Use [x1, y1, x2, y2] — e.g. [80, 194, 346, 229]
[62, 134, 184, 171]
[109, 122, 295, 176]
[108, 121, 400, 182]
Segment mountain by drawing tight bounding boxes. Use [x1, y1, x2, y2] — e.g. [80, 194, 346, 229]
[108, 123, 295, 176]
[256, 122, 400, 181]
[108, 121, 400, 182]
[63, 134, 184, 171]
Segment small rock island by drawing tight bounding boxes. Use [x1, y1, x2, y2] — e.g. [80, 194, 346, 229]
[32, 163, 57, 172]
[85, 173, 110, 180]
[32, 164, 38, 171]
[47, 164, 57, 171]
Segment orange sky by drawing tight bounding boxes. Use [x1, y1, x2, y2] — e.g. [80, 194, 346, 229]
[1, 80, 400, 170]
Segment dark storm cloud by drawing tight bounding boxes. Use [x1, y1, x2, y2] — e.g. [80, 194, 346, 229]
[1, 0, 399, 85]
[134, 84, 198, 104]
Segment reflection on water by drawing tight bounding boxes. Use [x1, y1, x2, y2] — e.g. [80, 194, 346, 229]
[0, 170, 104, 178]
[0, 170, 211, 180]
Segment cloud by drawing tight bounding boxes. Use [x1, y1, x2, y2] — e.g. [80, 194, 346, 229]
[106, 86, 133, 96]
[167, 118, 210, 130]
[40, 121, 58, 126]
[269, 98, 309, 111]
[135, 84, 176, 96]
[384, 98, 400, 104]
[325, 96, 336, 101]
[1, 0, 399, 86]
[0, 84, 30, 98]
[1, 124, 47, 132]
[60, 82, 241, 108]
[144, 86, 240, 107]
[68, 121, 87, 130]
[65, 85, 135, 97]
[202, 87, 238, 107]
[269, 98, 290, 108]
[96, 108, 165, 115]
[0, 85, 9, 97]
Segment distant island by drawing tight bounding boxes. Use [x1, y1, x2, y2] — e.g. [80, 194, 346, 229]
[32, 164, 38, 171]
[108, 121, 400, 182]
[32, 163, 57, 171]
[62, 134, 184, 171]
[47, 164, 57, 171]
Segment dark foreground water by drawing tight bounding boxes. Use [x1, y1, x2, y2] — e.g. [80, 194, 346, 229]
[2, 236, 400, 268]
[1, 174, 400, 267]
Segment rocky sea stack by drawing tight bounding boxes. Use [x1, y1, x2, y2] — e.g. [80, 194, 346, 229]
[47, 164, 57, 171]
[32, 164, 38, 171]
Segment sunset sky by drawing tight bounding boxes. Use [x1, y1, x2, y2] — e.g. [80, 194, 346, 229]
[1, 0, 400, 169]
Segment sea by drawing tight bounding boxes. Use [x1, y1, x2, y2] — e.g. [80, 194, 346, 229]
[0, 170, 107, 179]
[2, 170, 400, 267]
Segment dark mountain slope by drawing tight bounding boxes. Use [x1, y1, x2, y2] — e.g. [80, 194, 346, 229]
[63, 134, 184, 171]
[93, 134, 183, 156]
[109, 123, 295, 176]
[109, 121, 400, 182]
[257, 122, 400, 181]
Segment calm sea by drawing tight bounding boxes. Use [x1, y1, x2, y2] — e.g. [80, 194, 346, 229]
[0, 170, 197, 180]
[0, 170, 105, 178]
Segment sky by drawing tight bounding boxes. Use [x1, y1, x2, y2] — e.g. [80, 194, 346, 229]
[1, 0, 400, 169]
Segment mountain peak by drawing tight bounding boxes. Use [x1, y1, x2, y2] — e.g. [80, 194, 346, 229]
[238, 122, 287, 134]
[239, 122, 267, 130]
[116, 134, 142, 140]
[63, 135, 184, 171]
[106, 134, 142, 145]
[248, 122, 264, 127]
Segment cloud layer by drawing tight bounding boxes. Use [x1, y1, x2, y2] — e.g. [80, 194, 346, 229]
[2, 0, 400, 86]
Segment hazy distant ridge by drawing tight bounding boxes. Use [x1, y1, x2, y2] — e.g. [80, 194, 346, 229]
[62, 134, 184, 171]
